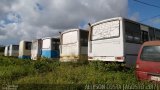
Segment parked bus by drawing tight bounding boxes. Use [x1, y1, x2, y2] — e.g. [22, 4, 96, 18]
[136, 41, 160, 82]
[4, 45, 9, 56]
[41, 37, 60, 59]
[19, 41, 32, 59]
[88, 17, 160, 67]
[9, 45, 19, 57]
[60, 29, 89, 62]
[31, 39, 42, 60]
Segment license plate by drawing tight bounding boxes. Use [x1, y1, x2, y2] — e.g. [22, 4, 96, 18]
[151, 76, 160, 81]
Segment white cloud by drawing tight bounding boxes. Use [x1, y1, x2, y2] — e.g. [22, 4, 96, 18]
[129, 12, 140, 21]
[0, 0, 128, 45]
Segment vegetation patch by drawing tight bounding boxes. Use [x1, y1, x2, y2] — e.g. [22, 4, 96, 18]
[0, 56, 159, 89]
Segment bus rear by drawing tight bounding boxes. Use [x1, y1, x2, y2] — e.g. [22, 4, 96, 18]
[19, 41, 31, 59]
[88, 17, 125, 62]
[9, 45, 19, 57]
[4, 46, 9, 56]
[60, 29, 79, 62]
[31, 39, 42, 60]
[41, 38, 60, 59]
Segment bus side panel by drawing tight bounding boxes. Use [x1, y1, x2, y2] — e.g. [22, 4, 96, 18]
[31, 40, 42, 60]
[38, 40, 42, 57]
[79, 30, 89, 61]
[19, 42, 24, 57]
[9, 45, 12, 56]
[4, 46, 9, 56]
[80, 46, 88, 55]
[10, 45, 19, 57]
[125, 43, 141, 67]
[19, 41, 31, 59]
[80, 46, 88, 60]
[31, 42, 38, 60]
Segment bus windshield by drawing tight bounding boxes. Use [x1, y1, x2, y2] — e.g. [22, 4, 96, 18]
[141, 46, 160, 62]
[92, 20, 120, 40]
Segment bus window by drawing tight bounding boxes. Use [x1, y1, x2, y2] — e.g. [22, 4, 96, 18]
[25, 42, 31, 50]
[13, 45, 19, 50]
[125, 20, 141, 44]
[141, 31, 149, 42]
[149, 27, 155, 40]
[92, 20, 120, 40]
[80, 31, 88, 46]
[134, 32, 141, 43]
[155, 30, 160, 40]
[80, 38, 88, 46]
[52, 39, 60, 50]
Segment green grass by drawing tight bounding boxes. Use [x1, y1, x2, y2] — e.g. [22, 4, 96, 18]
[0, 56, 159, 89]
[0, 52, 3, 56]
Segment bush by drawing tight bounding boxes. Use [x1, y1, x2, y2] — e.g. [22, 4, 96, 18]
[0, 65, 35, 82]
[34, 61, 51, 73]
[33, 60, 60, 73]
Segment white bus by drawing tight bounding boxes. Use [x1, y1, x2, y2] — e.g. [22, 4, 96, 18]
[19, 41, 32, 59]
[60, 29, 89, 62]
[4, 45, 9, 56]
[31, 39, 42, 60]
[9, 45, 19, 57]
[88, 17, 160, 67]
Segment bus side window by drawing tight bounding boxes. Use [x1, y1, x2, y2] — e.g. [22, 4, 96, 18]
[80, 38, 88, 46]
[134, 32, 141, 43]
[80, 31, 88, 46]
[25, 42, 31, 50]
[126, 32, 133, 42]
[155, 30, 160, 40]
[55, 41, 59, 50]
[141, 31, 149, 42]
[52, 39, 60, 51]
[13, 45, 19, 50]
[149, 27, 155, 40]
[125, 20, 141, 44]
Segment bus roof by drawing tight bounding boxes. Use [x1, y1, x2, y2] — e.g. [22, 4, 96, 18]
[42, 37, 59, 40]
[61, 29, 87, 35]
[91, 17, 160, 30]
[20, 40, 31, 43]
[143, 41, 160, 46]
[91, 17, 123, 26]
[9, 44, 19, 46]
[32, 39, 42, 41]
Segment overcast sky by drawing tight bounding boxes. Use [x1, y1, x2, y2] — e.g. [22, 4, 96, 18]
[0, 0, 128, 45]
